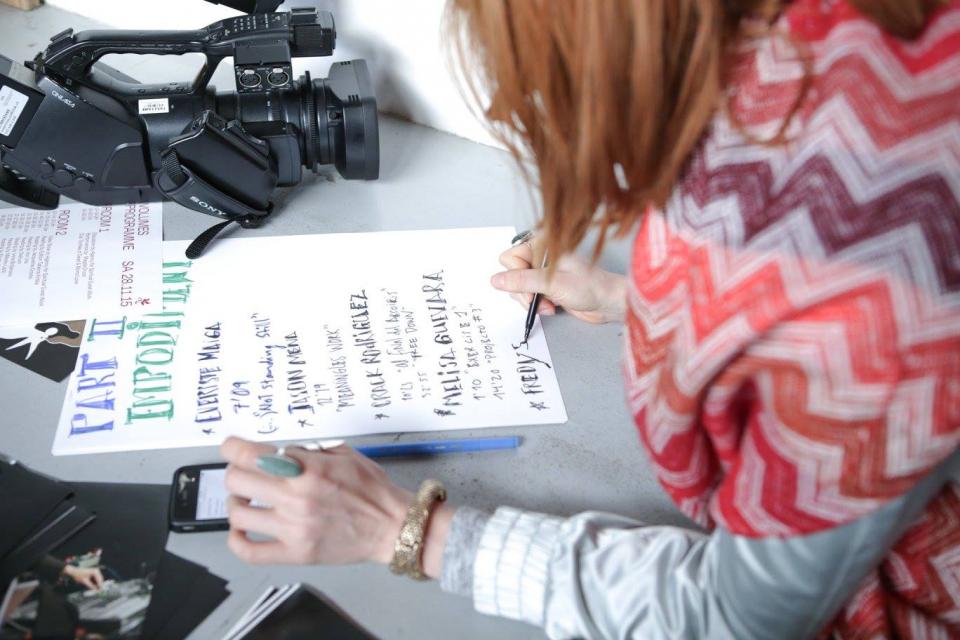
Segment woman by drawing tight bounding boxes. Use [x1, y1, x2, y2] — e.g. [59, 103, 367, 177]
[221, 0, 960, 637]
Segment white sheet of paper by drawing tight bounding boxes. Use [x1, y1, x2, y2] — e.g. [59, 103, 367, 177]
[52, 227, 567, 455]
[0, 202, 162, 327]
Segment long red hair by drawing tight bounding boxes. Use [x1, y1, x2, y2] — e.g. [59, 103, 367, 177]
[445, 0, 946, 260]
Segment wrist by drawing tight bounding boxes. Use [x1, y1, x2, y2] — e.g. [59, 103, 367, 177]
[374, 485, 412, 565]
[374, 486, 454, 580]
[421, 504, 454, 579]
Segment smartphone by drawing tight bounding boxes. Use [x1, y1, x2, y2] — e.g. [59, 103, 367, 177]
[169, 462, 229, 532]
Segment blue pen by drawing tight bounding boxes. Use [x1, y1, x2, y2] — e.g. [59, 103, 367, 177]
[259, 436, 521, 477]
[355, 436, 521, 459]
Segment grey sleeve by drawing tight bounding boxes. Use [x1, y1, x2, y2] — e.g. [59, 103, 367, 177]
[439, 506, 491, 597]
[440, 450, 960, 639]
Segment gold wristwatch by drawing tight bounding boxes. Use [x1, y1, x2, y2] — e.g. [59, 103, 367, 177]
[389, 479, 446, 580]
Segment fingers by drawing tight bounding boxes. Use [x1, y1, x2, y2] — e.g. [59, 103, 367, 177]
[499, 242, 533, 271]
[274, 444, 317, 467]
[491, 268, 552, 296]
[508, 292, 556, 314]
[224, 465, 291, 507]
[221, 436, 277, 472]
[227, 495, 286, 539]
[73, 568, 102, 591]
[227, 528, 289, 564]
[509, 291, 532, 306]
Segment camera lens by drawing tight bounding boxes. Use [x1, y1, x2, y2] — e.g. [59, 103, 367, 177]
[218, 61, 378, 183]
[238, 70, 262, 89]
[267, 70, 290, 87]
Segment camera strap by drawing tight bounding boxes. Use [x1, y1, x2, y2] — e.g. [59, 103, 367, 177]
[156, 145, 273, 259]
[185, 213, 267, 259]
[154, 111, 279, 258]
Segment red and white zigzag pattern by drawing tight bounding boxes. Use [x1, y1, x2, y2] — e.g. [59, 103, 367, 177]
[624, 1, 960, 636]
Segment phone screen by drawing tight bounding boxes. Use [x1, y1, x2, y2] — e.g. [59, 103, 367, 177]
[196, 467, 229, 520]
[171, 464, 268, 531]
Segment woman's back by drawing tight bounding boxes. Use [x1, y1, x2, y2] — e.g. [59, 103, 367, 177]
[626, 1, 960, 636]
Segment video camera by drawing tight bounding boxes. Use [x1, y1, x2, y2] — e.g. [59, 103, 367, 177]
[0, 0, 379, 255]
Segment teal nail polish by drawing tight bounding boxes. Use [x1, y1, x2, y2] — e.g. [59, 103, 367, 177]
[256, 454, 303, 477]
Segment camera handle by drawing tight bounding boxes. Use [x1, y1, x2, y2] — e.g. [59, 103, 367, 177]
[38, 28, 224, 97]
[36, 11, 334, 97]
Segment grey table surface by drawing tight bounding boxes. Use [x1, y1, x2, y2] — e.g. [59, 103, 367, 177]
[0, 4, 686, 638]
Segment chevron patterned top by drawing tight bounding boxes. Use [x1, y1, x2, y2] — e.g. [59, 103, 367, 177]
[623, 1, 960, 636]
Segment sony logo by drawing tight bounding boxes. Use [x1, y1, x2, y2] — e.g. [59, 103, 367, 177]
[189, 195, 227, 217]
[50, 89, 76, 108]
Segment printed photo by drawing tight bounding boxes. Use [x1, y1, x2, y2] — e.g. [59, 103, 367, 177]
[0, 483, 169, 640]
[0, 320, 85, 382]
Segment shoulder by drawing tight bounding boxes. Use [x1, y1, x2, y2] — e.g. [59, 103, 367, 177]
[686, 0, 960, 222]
[784, 0, 960, 143]
[654, 0, 960, 325]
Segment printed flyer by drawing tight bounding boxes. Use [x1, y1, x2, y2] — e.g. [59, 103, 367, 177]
[0, 202, 162, 327]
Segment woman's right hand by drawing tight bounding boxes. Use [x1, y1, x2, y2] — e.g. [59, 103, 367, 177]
[490, 240, 626, 324]
[63, 565, 104, 591]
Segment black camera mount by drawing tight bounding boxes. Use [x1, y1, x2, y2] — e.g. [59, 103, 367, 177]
[211, 0, 285, 13]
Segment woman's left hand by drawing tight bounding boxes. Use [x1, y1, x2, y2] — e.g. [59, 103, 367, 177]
[220, 437, 412, 566]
